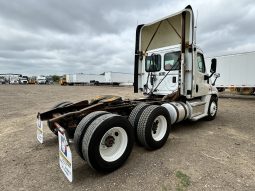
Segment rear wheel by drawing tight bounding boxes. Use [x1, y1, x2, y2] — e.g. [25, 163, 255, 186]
[74, 111, 109, 160]
[128, 103, 150, 145]
[137, 105, 171, 150]
[82, 114, 134, 172]
[47, 101, 73, 135]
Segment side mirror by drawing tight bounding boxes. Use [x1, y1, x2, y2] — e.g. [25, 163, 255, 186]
[210, 58, 217, 73]
[204, 59, 218, 80]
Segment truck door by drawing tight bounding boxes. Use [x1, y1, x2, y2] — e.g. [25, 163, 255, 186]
[193, 52, 210, 97]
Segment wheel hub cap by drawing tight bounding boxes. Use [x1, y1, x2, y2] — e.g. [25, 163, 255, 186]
[210, 102, 217, 116]
[151, 115, 167, 141]
[152, 120, 159, 134]
[105, 136, 115, 147]
[99, 127, 128, 162]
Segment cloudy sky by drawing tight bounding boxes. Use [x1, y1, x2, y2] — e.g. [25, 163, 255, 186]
[0, 0, 255, 76]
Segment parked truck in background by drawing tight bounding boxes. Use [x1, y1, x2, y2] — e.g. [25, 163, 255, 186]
[36, 75, 47, 84]
[205, 51, 255, 95]
[0, 76, 6, 84]
[36, 5, 219, 181]
[19, 76, 28, 84]
[0, 74, 29, 84]
[46, 76, 54, 85]
[28, 76, 37, 84]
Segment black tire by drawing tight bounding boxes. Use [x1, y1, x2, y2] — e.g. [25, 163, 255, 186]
[82, 114, 134, 172]
[206, 96, 218, 121]
[74, 111, 109, 160]
[128, 103, 150, 145]
[137, 105, 171, 150]
[47, 101, 73, 135]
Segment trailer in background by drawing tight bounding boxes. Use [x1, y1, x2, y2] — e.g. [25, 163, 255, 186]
[62, 72, 134, 86]
[205, 51, 255, 95]
[65, 73, 105, 85]
[104, 72, 133, 86]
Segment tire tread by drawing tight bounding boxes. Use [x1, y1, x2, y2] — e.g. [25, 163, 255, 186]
[74, 111, 109, 159]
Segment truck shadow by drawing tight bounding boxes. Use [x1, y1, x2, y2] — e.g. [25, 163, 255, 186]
[171, 119, 206, 133]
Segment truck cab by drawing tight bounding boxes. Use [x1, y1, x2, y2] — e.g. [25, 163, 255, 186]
[134, 5, 218, 121]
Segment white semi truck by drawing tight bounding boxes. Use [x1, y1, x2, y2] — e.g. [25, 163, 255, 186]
[36, 75, 47, 84]
[19, 76, 28, 84]
[205, 51, 255, 94]
[37, 5, 218, 181]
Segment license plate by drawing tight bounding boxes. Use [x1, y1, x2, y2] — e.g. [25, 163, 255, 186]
[36, 117, 43, 144]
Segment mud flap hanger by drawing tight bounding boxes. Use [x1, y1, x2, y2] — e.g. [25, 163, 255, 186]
[55, 122, 71, 144]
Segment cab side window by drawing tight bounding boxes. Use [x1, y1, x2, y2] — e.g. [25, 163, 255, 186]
[164, 51, 180, 71]
[145, 54, 161, 72]
[197, 53, 205, 73]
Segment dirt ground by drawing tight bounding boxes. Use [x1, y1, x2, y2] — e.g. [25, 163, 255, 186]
[0, 85, 254, 191]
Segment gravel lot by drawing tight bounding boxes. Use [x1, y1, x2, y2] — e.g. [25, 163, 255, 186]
[0, 85, 254, 191]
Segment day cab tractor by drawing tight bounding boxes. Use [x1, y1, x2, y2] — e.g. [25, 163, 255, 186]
[37, 5, 218, 175]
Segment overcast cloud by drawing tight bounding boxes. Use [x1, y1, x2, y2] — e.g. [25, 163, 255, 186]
[0, 0, 255, 75]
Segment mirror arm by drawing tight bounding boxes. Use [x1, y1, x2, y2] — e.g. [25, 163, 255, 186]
[212, 78, 217, 86]
[212, 74, 220, 86]
[204, 71, 215, 80]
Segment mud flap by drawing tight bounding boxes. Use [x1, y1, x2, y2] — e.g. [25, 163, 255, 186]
[36, 116, 43, 144]
[58, 129, 73, 182]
